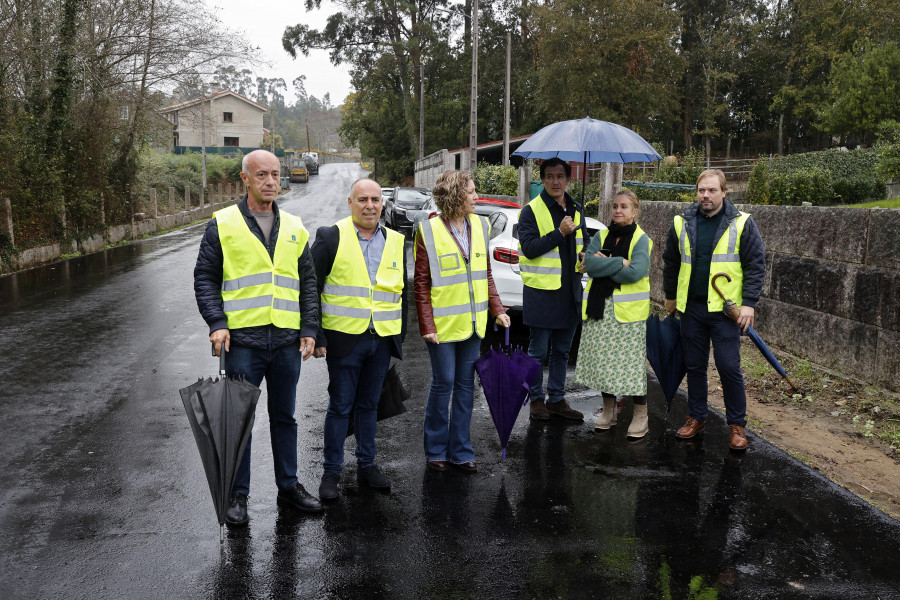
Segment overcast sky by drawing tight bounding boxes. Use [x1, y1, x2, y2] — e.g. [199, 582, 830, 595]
[208, 0, 353, 105]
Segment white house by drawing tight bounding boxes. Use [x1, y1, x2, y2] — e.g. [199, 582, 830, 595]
[158, 90, 267, 150]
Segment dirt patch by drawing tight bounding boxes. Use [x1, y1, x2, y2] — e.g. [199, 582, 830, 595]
[704, 338, 900, 520]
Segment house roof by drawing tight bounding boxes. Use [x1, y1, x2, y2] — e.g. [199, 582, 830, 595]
[158, 90, 267, 113]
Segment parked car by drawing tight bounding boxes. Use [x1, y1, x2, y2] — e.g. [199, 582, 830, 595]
[410, 196, 522, 239]
[487, 208, 605, 312]
[384, 187, 432, 236]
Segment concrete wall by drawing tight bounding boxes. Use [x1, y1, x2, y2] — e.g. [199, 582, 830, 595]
[414, 149, 456, 190]
[3, 189, 243, 273]
[604, 201, 900, 392]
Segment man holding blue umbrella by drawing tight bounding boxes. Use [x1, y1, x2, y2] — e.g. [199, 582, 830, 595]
[662, 169, 765, 450]
[519, 158, 589, 422]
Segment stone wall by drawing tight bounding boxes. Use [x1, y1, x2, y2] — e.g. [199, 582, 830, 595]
[413, 150, 457, 190]
[3, 188, 242, 273]
[602, 201, 900, 392]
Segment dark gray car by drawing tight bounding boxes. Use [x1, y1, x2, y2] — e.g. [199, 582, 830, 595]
[385, 187, 432, 237]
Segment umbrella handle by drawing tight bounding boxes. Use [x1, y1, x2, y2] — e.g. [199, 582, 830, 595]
[212, 342, 226, 376]
[493, 323, 511, 348]
[711, 272, 731, 302]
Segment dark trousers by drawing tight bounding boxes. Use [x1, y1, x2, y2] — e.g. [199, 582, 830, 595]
[226, 343, 303, 495]
[322, 334, 392, 475]
[681, 301, 747, 427]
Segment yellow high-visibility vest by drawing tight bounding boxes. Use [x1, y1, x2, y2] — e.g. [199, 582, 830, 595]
[217, 204, 309, 329]
[321, 216, 404, 336]
[518, 195, 584, 290]
[581, 225, 653, 323]
[419, 214, 490, 342]
[674, 211, 750, 312]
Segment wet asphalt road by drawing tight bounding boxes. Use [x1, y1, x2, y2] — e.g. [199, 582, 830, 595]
[1, 163, 899, 600]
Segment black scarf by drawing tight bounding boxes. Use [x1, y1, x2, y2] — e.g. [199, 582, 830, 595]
[585, 222, 637, 320]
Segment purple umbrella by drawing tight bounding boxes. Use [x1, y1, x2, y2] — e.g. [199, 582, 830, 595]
[475, 327, 541, 460]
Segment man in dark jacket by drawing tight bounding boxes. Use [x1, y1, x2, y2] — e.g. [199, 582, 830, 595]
[662, 169, 765, 451]
[518, 158, 590, 422]
[311, 178, 407, 500]
[194, 150, 322, 525]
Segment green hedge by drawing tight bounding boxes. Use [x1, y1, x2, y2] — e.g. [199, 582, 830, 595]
[473, 163, 518, 196]
[136, 150, 243, 202]
[746, 148, 886, 205]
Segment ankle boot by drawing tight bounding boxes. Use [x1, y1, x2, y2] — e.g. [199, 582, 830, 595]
[627, 402, 649, 438]
[594, 396, 617, 431]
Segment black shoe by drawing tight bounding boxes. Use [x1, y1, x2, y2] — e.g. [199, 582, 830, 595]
[225, 493, 249, 526]
[357, 464, 391, 489]
[277, 483, 324, 513]
[319, 473, 340, 501]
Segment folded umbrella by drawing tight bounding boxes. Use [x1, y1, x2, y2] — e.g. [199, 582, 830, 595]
[712, 273, 797, 391]
[474, 326, 542, 460]
[645, 314, 687, 410]
[179, 346, 260, 541]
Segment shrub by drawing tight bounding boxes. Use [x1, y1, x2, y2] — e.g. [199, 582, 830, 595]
[473, 163, 518, 196]
[875, 120, 900, 183]
[746, 147, 886, 205]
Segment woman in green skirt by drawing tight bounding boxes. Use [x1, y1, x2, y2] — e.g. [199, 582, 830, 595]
[576, 190, 653, 437]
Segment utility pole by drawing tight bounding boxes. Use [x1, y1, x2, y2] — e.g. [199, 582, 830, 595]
[270, 109, 276, 153]
[502, 32, 511, 166]
[418, 65, 424, 160]
[468, 0, 479, 171]
[305, 118, 311, 152]
[200, 91, 207, 189]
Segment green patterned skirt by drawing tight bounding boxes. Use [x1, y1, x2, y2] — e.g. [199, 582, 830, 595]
[575, 296, 647, 396]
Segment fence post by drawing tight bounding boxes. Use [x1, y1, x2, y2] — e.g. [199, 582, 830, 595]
[150, 188, 158, 218]
[217, 183, 223, 206]
[169, 187, 176, 215]
[199, 184, 205, 209]
[1, 198, 13, 245]
[184, 185, 191, 212]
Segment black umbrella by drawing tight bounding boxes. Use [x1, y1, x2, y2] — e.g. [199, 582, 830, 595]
[346, 364, 410, 437]
[179, 347, 260, 541]
[645, 314, 687, 411]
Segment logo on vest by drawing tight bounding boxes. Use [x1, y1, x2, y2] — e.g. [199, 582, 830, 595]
[286, 234, 299, 245]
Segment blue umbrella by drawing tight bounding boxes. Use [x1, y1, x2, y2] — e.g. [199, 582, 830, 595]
[475, 326, 542, 460]
[645, 315, 687, 410]
[512, 118, 663, 164]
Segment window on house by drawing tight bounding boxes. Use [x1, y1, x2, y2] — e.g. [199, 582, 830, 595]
[173, 132, 179, 147]
[224, 137, 239, 147]
[223, 112, 233, 123]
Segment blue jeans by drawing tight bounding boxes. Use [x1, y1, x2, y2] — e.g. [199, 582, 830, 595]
[322, 334, 392, 474]
[424, 335, 481, 463]
[527, 322, 579, 404]
[226, 343, 303, 495]
[681, 301, 747, 426]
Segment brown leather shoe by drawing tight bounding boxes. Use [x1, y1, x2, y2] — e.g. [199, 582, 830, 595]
[546, 399, 584, 421]
[729, 425, 748, 450]
[676, 416, 705, 439]
[452, 461, 477, 473]
[427, 460, 448, 472]
[529, 399, 550, 421]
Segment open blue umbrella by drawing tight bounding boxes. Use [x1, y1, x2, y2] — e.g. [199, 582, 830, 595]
[475, 326, 541, 460]
[645, 315, 687, 410]
[512, 118, 662, 204]
[513, 118, 663, 164]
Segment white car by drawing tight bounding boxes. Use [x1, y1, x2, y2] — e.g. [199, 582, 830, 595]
[486, 208, 605, 312]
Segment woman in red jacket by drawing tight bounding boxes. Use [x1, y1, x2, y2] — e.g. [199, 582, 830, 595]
[414, 170, 510, 474]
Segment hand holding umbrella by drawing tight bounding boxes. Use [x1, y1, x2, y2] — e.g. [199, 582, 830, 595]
[712, 273, 797, 392]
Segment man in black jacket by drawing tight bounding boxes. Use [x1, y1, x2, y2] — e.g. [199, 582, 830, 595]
[311, 178, 407, 500]
[662, 169, 766, 451]
[194, 150, 322, 525]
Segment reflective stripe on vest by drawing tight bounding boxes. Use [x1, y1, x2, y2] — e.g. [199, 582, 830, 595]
[217, 204, 309, 329]
[321, 216, 404, 336]
[421, 214, 490, 342]
[518, 195, 584, 290]
[581, 225, 653, 323]
[674, 211, 749, 313]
